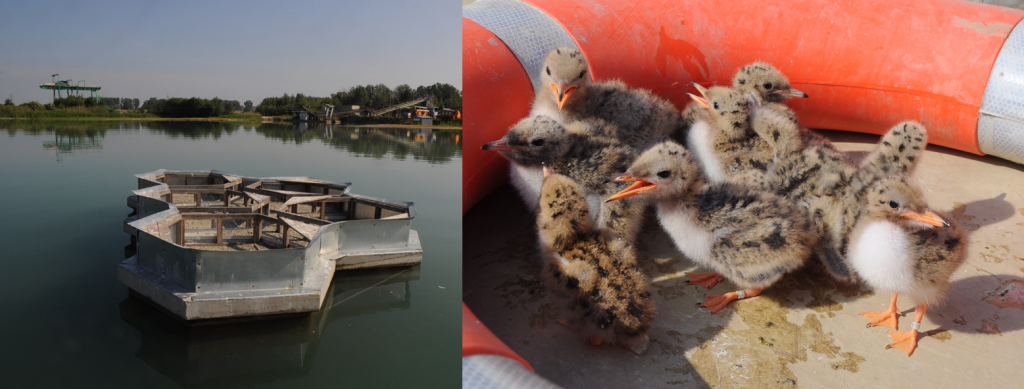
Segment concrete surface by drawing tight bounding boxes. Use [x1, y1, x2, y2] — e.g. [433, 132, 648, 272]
[463, 129, 1024, 388]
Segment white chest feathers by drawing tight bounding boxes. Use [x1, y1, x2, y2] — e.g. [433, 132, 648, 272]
[509, 164, 543, 212]
[848, 220, 917, 294]
[657, 204, 714, 265]
[687, 121, 726, 183]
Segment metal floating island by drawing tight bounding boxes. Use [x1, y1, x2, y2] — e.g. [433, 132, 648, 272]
[118, 170, 422, 321]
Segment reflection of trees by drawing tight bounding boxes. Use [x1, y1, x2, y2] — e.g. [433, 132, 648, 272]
[3, 120, 126, 135]
[143, 121, 245, 140]
[3, 121, 247, 140]
[3, 121, 461, 163]
[255, 124, 462, 164]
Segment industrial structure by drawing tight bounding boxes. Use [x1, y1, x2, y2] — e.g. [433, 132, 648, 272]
[39, 74, 101, 102]
[119, 169, 422, 321]
[290, 96, 461, 124]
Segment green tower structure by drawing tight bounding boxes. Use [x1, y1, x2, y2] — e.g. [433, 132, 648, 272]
[39, 74, 101, 102]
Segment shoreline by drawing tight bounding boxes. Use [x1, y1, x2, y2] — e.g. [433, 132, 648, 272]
[0, 117, 461, 129]
[0, 117, 257, 122]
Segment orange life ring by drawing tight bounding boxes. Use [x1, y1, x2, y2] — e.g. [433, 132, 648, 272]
[462, 0, 1024, 371]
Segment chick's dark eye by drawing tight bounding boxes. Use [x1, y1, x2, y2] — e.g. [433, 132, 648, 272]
[578, 70, 586, 80]
[888, 200, 899, 209]
[546, 66, 551, 76]
[657, 170, 671, 178]
[764, 82, 773, 90]
[713, 101, 719, 109]
[531, 139, 545, 147]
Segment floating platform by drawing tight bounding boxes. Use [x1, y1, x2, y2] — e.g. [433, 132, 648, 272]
[118, 169, 422, 321]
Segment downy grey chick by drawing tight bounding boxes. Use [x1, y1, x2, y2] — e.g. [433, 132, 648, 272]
[533, 47, 686, 150]
[482, 115, 645, 240]
[606, 141, 816, 313]
[848, 176, 967, 356]
[537, 166, 655, 354]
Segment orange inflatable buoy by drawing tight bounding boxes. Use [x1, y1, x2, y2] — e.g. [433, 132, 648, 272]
[463, 0, 1024, 212]
[462, 0, 1024, 381]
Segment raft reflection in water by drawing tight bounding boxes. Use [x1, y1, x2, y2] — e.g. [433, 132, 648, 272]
[118, 266, 420, 387]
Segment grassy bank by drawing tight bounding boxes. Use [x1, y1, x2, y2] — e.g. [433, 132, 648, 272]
[0, 105, 156, 119]
[0, 105, 262, 122]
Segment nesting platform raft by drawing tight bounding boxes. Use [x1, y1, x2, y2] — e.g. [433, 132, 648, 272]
[119, 169, 422, 321]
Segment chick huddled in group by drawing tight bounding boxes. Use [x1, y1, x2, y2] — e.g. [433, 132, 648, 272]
[494, 47, 970, 359]
[482, 115, 645, 240]
[534, 47, 685, 149]
[800, 121, 931, 283]
[685, 84, 774, 184]
[733, 62, 839, 152]
[732, 62, 809, 104]
[848, 176, 967, 356]
[537, 165, 655, 354]
[605, 141, 816, 313]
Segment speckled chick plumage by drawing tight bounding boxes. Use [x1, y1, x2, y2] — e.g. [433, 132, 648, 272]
[801, 122, 931, 283]
[615, 141, 816, 289]
[532, 47, 685, 150]
[847, 176, 968, 306]
[734, 62, 850, 184]
[484, 115, 645, 240]
[537, 172, 655, 354]
[732, 62, 806, 104]
[686, 86, 774, 184]
[744, 95, 856, 199]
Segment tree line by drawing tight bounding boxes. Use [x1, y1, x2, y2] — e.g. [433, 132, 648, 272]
[140, 97, 248, 118]
[255, 83, 462, 116]
[100, 97, 142, 110]
[9, 82, 460, 118]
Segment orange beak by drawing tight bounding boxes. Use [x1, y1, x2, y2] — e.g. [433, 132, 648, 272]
[542, 163, 552, 177]
[688, 93, 710, 109]
[690, 82, 708, 97]
[551, 82, 577, 111]
[899, 209, 949, 227]
[481, 138, 528, 152]
[787, 87, 809, 98]
[605, 174, 657, 202]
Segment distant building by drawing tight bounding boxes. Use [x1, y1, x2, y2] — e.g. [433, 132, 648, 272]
[438, 108, 461, 119]
[413, 115, 433, 125]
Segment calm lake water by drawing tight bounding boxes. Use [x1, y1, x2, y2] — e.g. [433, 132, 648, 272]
[0, 121, 461, 388]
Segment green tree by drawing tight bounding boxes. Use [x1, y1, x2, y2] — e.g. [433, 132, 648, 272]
[349, 86, 369, 107]
[20, 101, 44, 110]
[395, 84, 414, 102]
[244, 100, 253, 112]
[3, 98, 13, 106]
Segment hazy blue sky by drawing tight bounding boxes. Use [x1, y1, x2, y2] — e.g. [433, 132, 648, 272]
[0, 0, 460, 104]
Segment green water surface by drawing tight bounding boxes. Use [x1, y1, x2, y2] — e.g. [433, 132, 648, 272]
[0, 121, 461, 388]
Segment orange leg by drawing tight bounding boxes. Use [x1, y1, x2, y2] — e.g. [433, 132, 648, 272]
[887, 305, 926, 356]
[556, 318, 574, 330]
[557, 319, 602, 345]
[701, 288, 762, 314]
[686, 271, 726, 289]
[860, 293, 900, 330]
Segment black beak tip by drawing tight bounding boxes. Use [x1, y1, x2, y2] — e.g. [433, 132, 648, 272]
[942, 220, 950, 227]
[801, 92, 809, 98]
[480, 144, 490, 150]
[601, 179, 611, 184]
